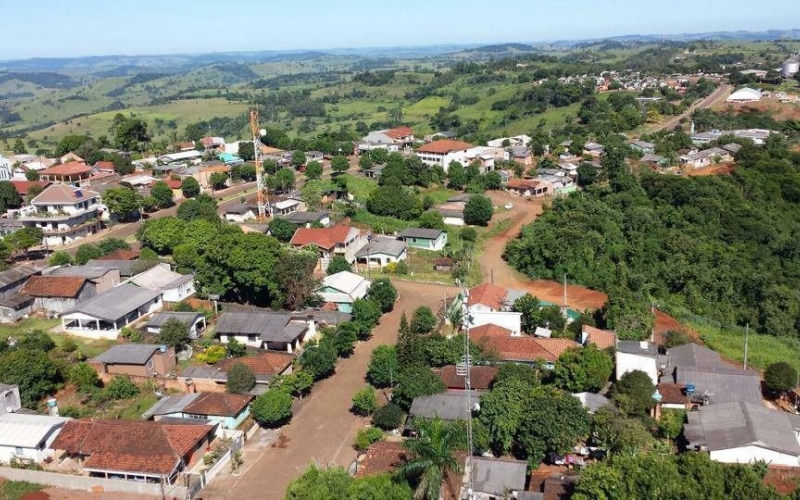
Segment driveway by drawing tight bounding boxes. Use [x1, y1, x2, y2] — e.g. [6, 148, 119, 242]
[200, 280, 457, 500]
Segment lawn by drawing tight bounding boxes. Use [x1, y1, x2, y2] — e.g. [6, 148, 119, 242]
[0, 318, 60, 337]
[0, 481, 44, 500]
[695, 323, 800, 374]
[342, 174, 377, 203]
[114, 392, 159, 420]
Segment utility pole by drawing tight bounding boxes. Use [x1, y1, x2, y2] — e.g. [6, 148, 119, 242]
[743, 323, 749, 371]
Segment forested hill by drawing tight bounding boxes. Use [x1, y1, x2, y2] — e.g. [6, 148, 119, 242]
[503, 140, 800, 340]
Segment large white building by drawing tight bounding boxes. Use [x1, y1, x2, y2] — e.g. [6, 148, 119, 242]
[726, 87, 762, 103]
[416, 140, 485, 172]
[0, 413, 69, 464]
[18, 184, 102, 247]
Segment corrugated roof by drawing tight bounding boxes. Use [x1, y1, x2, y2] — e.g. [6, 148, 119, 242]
[0, 413, 69, 448]
[141, 394, 200, 420]
[673, 367, 762, 405]
[216, 311, 306, 343]
[146, 312, 204, 329]
[85, 259, 158, 278]
[399, 228, 443, 240]
[21, 275, 87, 298]
[321, 271, 370, 296]
[472, 457, 528, 496]
[0, 265, 41, 288]
[69, 284, 162, 322]
[50, 265, 114, 280]
[91, 344, 163, 365]
[284, 211, 328, 224]
[408, 390, 478, 422]
[129, 265, 193, 291]
[355, 236, 407, 258]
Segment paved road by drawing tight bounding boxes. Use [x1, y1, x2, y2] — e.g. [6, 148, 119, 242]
[649, 84, 732, 133]
[201, 280, 457, 500]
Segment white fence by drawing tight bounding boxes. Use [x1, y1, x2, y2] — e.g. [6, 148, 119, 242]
[0, 467, 188, 497]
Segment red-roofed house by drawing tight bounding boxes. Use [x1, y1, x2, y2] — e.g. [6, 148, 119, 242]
[93, 161, 115, 173]
[21, 275, 96, 314]
[471, 323, 581, 364]
[581, 325, 617, 350]
[18, 184, 102, 247]
[9, 180, 51, 198]
[290, 225, 367, 268]
[462, 283, 522, 335]
[416, 140, 482, 171]
[360, 126, 416, 152]
[506, 178, 551, 197]
[434, 365, 498, 390]
[39, 162, 93, 186]
[50, 419, 216, 484]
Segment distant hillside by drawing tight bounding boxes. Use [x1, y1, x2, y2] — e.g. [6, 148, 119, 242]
[551, 29, 800, 48]
[0, 71, 78, 89]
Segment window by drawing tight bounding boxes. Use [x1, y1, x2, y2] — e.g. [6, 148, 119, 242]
[147, 358, 154, 370]
[247, 334, 257, 342]
[14, 447, 23, 455]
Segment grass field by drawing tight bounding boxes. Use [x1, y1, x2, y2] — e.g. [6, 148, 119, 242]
[696, 323, 800, 374]
[0, 318, 60, 337]
[0, 480, 44, 500]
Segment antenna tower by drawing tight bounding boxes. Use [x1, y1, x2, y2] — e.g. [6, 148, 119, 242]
[250, 108, 270, 220]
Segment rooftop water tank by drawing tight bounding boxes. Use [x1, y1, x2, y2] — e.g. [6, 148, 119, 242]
[685, 384, 696, 396]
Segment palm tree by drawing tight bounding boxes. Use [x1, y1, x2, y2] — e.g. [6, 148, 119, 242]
[398, 417, 464, 500]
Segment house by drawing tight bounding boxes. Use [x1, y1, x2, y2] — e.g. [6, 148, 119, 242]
[39, 162, 93, 186]
[506, 178, 550, 197]
[158, 151, 202, 164]
[0, 154, 11, 180]
[615, 341, 659, 384]
[178, 350, 294, 392]
[0, 265, 41, 322]
[222, 203, 257, 223]
[582, 142, 605, 158]
[580, 325, 617, 350]
[464, 283, 522, 335]
[721, 143, 742, 155]
[201, 136, 226, 151]
[128, 265, 195, 303]
[408, 390, 479, 424]
[9, 180, 51, 199]
[90, 343, 177, 381]
[433, 257, 456, 272]
[507, 146, 534, 165]
[0, 384, 21, 415]
[726, 87, 762, 103]
[628, 140, 656, 155]
[487, 135, 531, 148]
[416, 140, 480, 171]
[398, 228, 448, 251]
[283, 211, 331, 228]
[84, 259, 159, 279]
[471, 326, 580, 365]
[684, 402, 800, 467]
[572, 392, 611, 413]
[680, 147, 732, 169]
[363, 164, 385, 179]
[434, 365, 498, 391]
[59, 152, 84, 164]
[270, 194, 305, 216]
[432, 207, 466, 227]
[20, 275, 96, 315]
[0, 414, 69, 464]
[49, 265, 120, 293]
[354, 440, 408, 478]
[18, 184, 102, 247]
[290, 225, 367, 268]
[468, 457, 528, 500]
[304, 151, 325, 164]
[146, 311, 206, 339]
[640, 154, 667, 167]
[61, 284, 163, 339]
[355, 236, 407, 268]
[360, 126, 415, 151]
[318, 271, 371, 313]
[51, 419, 217, 484]
[142, 392, 253, 430]
[215, 311, 313, 352]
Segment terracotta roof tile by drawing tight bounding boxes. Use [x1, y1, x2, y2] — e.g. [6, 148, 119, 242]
[163, 179, 182, 189]
[97, 249, 140, 261]
[290, 225, 354, 251]
[31, 184, 99, 205]
[435, 365, 498, 390]
[384, 126, 414, 139]
[583, 325, 617, 350]
[218, 351, 294, 377]
[40, 162, 92, 177]
[418, 139, 474, 154]
[468, 283, 508, 310]
[21, 275, 87, 298]
[9, 180, 50, 196]
[52, 419, 214, 476]
[506, 178, 541, 190]
[469, 323, 513, 338]
[658, 383, 687, 405]
[472, 327, 581, 363]
[536, 338, 582, 360]
[355, 440, 408, 478]
[93, 161, 115, 171]
[182, 392, 253, 417]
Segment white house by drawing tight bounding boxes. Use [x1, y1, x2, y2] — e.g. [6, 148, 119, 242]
[355, 236, 407, 268]
[464, 283, 522, 336]
[146, 311, 206, 339]
[61, 284, 163, 339]
[215, 311, 314, 352]
[416, 140, 482, 172]
[128, 264, 195, 303]
[0, 384, 21, 415]
[18, 184, 102, 247]
[0, 413, 69, 464]
[318, 271, 371, 313]
[398, 228, 448, 251]
[685, 401, 800, 467]
[360, 126, 415, 151]
[290, 225, 368, 268]
[222, 203, 256, 223]
[486, 135, 531, 148]
[615, 341, 659, 384]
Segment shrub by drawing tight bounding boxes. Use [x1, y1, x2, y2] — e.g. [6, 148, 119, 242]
[105, 376, 139, 399]
[252, 390, 293, 428]
[119, 327, 142, 343]
[60, 337, 78, 353]
[226, 338, 247, 357]
[227, 363, 256, 394]
[48, 251, 73, 266]
[354, 427, 384, 451]
[395, 260, 409, 275]
[372, 403, 405, 430]
[198, 345, 226, 364]
[351, 386, 378, 416]
[765, 362, 797, 397]
[69, 362, 100, 391]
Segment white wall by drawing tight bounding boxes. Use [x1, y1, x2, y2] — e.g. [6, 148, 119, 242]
[711, 446, 800, 467]
[615, 352, 658, 384]
[162, 280, 196, 303]
[469, 311, 522, 336]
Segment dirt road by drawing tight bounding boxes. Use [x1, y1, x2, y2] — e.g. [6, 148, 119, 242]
[201, 280, 458, 500]
[649, 84, 732, 133]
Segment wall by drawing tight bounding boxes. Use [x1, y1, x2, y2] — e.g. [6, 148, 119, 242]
[0, 467, 187, 497]
[711, 446, 799, 467]
[469, 311, 522, 336]
[615, 352, 658, 384]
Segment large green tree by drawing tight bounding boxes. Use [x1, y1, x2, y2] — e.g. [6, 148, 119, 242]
[104, 187, 143, 221]
[398, 417, 464, 500]
[158, 317, 191, 350]
[150, 180, 174, 208]
[0, 181, 22, 212]
[463, 194, 493, 226]
[612, 370, 657, 417]
[181, 177, 201, 198]
[552, 344, 614, 393]
[392, 365, 446, 411]
[227, 363, 256, 394]
[366, 345, 398, 388]
[251, 389, 293, 427]
[0, 349, 61, 407]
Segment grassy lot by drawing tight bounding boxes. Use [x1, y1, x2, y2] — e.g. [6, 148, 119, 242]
[0, 481, 44, 500]
[114, 393, 159, 420]
[0, 318, 60, 337]
[695, 323, 800, 374]
[342, 174, 377, 203]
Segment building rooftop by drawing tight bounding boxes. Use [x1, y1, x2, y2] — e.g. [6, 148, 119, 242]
[183, 392, 253, 417]
[50, 265, 115, 280]
[141, 393, 200, 420]
[146, 311, 204, 329]
[290, 225, 355, 251]
[40, 162, 92, 177]
[129, 265, 193, 291]
[216, 311, 306, 343]
[398, 227, 444, 240]
[435, 365, 498, 390]
[0, 413, 69, 449]
[417, 140, 474, 154]
[283, 211, 329, 225]
[85, 259, 159, 278]
[0, 265, 41, 288]
[572, 392, 610, 413]
[355, 236, 407, 258]
[468, 283, 508, 310]
[30, 184, 99, 205]
[582, 325, 617, 350]
[21, 275, 87, 298]
[322, 271, 371, 296]
[91, 343, 165, 366]
[218, 351, 295, 382]
[472, 457, 528, 496]
[69, 284, 162, 323]
[616, 340, 658, 357]
[408, 390, 479, 422]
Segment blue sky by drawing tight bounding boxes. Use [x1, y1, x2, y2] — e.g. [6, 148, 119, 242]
[2, 0, 796, 59]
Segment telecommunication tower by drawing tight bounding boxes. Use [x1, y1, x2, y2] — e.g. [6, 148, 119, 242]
[250, 108, 270, 220]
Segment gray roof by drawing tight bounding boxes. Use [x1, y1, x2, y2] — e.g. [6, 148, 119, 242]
[672, 367, 762, 404]
[666, 343, 722, 370]
[216, 311, 306, 343]
[85, 259, 158, 278]
[224, 203, 255, 215]
[50, 265, 114, 280]
[299, 309, 352, 326]
[91, 343, 164, 365]
[685, 402, 800, 456]
[147, 312, 204, 329]
[629, 140, 655, 149]
[722, 143, 742, 153]
[447, 193, 472, 203]
[141, 393, 200, 420]
[471, 457, 528, 495]
[616, 341, 658, 357]
[179, 365, 226, 382]
[0, 266, 41, 288]
[433, 208, 464, 218]
[356, 236, 407, 258]
[284, 211, 329, 224]
[70, 284, 162, 322]
[408, 390, 478, 422]
[242, 224, 270, 234]
[399, 228, 444, 240]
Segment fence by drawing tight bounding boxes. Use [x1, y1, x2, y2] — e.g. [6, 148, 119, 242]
[0, 467, 187, 497]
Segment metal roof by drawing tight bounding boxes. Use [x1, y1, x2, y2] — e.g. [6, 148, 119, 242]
[0, 265, 41, 288]
[616, 341, 658, 357]
[50, 265, 115, 280]
[129, 265, 193, 291]
[666, 343, 723, 370]
[69, 284, 162, 322]
[0, 413, 69, 448]
[91, 343, 163, 365]
[572, 392, 610, 413]
[398, 228, 443, 240]
[85, 259, 159, 278]
[672, 367, 762, 405]
[356, 236, 407, 258]
[216, 311, 306, 342]
[408, 390, 479, 422]
[284, 211, 329, 224]
[141, 393, 200, 420]
[146, 312, 204, 329]
[471, 457, 528, 496]
[321, 271, 371, 296]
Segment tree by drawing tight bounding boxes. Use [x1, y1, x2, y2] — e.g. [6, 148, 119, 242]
[333, 322, 359, 357]
[398, 417, 464, 500]
[479, 377, 536, 455]
[105, 376, 140, 399]
[0, 349, 61, 407]
[368, 278, 397, 313]
[372, 403, 405, 430]
[252, 389, 293, 427]
[114, 116, 149, 151]
[602, 288, 655, 341]
[0, 181, 22, 212]
[463, 194, 493, 226]
[447, 162, 467, 189]
[513, 294, 540, 334]
[591, 407, 655, 457]
[493, 363, 539, 387]
[12, 138, 26, 154]
[349, 473, 412, 499]
[6, 227, 43, 257]
[69, 362, 100, 391]
[15, 331, 55, 352]
[484, 171, 503, 190]
[74, 244, 103, 265]
[159, 318, 190, 350]
[352, 298, 382, 338]
[291, 150, 307, 169]
[612, 370, 656, 417]
[268, 217, 296, 242]
[25, 170, 40, 181]
[209, 171, 228, 190]
[331, 155, 349, 174]
[358, 153, 373, 170]
[150, 180, 174, 208]
[299, 341, 338, 380]
[577, 163, 598, 187]
[238, 141, 255, 161]
[262, 158, 278, 175]
[658, 408, 686, 442]
[232, 163, 256, 182]
[351, 386, 378, 416]
[225, 337, 247, 357]
[367, 345, 398, 388]
[97, 237, 130, 255]
[48, 251, 73, 266]
[271, 371, 314, 399]
[552, 345, 614, 393]
[227, 363, 256, 394]
[366, 185, 421, 220]
[285, 464, 352, 500]
[103, 186, 143, 221]
[327, 255, 352, 275]
[272, 168, 296, 192]
[275, 250, 320, 310]
[764, 361, 797, 397]
[417, 211, 445, 230]
[305, 160, 323, 179]
[177, 194, 218, 222]
[392, 365, 446, 411]
[396, 312, 425, 368]
[182, 177, 201, 198]
[410, 306, 437, 335]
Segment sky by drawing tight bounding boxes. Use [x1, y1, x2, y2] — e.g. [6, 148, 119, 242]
[1, 0, 797, 60]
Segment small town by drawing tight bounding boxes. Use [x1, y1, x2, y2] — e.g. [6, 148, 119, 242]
[0, 3, 799, 500]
